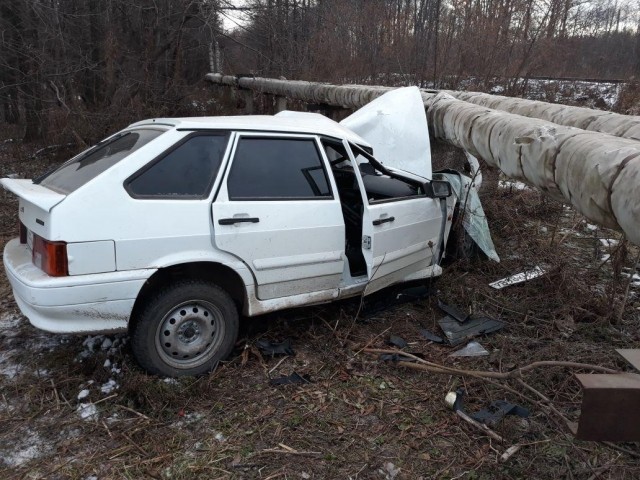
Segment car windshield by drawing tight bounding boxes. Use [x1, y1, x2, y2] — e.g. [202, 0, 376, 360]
[38, 128, 166, 194]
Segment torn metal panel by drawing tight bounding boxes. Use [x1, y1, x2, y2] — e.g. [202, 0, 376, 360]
[437, 171, 500, 262]
[340, 87, 433, 179]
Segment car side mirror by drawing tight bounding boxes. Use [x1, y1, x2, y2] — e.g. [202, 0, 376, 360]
[424, 180, 452, 198]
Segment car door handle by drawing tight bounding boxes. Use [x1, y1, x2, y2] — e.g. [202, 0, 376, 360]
[218, 217, 260, 225]
[373, 216, 395, 226]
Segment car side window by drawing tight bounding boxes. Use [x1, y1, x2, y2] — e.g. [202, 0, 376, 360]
[127, 134, 229, 198]
[227, 137, 332, 200]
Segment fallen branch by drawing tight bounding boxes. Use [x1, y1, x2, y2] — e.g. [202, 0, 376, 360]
[362, 348, 618, 379]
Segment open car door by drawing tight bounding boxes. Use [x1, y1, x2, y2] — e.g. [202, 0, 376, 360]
[343, 141, 445, 294]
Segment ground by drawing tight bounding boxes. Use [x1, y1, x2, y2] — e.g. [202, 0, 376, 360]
[1, 131, 640, 480]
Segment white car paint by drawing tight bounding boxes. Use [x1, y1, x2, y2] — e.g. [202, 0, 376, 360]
[2, 96, 455, 335]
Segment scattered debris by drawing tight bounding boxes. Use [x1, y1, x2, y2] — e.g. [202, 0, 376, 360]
[437, 298, 470, 323]
[379, 353, 416, 362]
[438, 316, 504, 346]
[489, 266, 546, 289]
[419, 329, 444, 344]
[269, 372, 311, 386]
[444, 390, 504, 442]
[470, 400, 530, 427]
[450, 340, 489, 357]
[387, 335, 408, 349]
[256, 339, 295, 357]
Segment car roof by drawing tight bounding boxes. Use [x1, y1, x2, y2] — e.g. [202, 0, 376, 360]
[128, 113, 372, 148]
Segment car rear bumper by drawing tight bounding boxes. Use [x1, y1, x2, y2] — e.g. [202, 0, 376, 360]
[4, 238, 156, 334]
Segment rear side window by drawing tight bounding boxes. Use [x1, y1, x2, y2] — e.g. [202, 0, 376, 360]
[40, 129, 165, 194]
[127, 134, 229, 198]
[227, 137, 331, 200]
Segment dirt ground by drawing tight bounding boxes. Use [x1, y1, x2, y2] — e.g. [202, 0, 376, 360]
[1, 133, 640, 480]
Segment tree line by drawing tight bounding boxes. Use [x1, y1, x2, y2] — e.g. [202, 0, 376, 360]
[1, 0, 639, 143]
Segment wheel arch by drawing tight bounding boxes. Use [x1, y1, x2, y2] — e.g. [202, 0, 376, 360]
[129, 261, 248, 332]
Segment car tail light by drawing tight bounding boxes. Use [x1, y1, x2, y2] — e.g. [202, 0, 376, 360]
[19, 221, 27, 244]
[32, 234, 68, 277]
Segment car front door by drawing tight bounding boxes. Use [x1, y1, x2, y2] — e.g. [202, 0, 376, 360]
[211, 133, 346, 301]
[344, 142, 444, 294]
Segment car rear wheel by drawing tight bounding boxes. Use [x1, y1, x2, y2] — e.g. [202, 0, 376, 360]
[131, 280, 239, 377]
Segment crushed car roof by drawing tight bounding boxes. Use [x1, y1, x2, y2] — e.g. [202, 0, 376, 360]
[128, 113, 371, 147]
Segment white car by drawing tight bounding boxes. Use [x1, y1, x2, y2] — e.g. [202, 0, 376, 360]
[2, 89, 458, 376]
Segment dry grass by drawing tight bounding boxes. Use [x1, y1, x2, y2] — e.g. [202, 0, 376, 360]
[1, 132, 640, 480]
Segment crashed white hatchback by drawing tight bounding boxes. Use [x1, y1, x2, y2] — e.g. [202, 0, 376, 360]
[2, 88, 488, 376]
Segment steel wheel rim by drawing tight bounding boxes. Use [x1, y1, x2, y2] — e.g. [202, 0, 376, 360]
[155, 300, 225, 370]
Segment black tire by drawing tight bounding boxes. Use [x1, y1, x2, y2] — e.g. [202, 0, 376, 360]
[130, 280, 239, 377]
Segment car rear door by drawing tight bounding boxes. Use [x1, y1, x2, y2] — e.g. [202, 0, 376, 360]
[344, 142, 443, 293]
[211, 133, 346, 301]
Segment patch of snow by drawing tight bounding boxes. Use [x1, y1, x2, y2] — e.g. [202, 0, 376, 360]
[100, 379, 119, 395]
[601, 254, 611, 262]
[163, 378, 179, 386]
[379, 462, 400, 479]
[499, 180, 530, 190]
[104, 359, 111, 368]
[1, 429, 50, 468]
[586, 224, 598, 232]
[599, 238, 619, 248]
[101, 338, 113, 350]
[0, 351, 21, 379]
[77, 389, 90, 401]
[77, 403, 98, 421]
[214, 432, 226, 442]
[0, 313, 22, 333]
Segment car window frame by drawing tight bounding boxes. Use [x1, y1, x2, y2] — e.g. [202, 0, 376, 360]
[124, 130, 231, 200]
[224, 133, 335, 202]
[346, 142, 428, 205]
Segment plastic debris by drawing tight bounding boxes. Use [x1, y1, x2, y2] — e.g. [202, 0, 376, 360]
[387, 335, 408, 349]
[256, 339, 295, 357]
[379, 353, 416, 362]
[470, 400, 530, 426]
[419, 329, 444, 344]
[489, 266, 546, 289]
[437, 298, 470, 323]
[438, 316, 505, 346]
[450, 341, 489, 357]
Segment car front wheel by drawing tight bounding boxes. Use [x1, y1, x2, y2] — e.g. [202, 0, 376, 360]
[130, 280, 239, 377]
